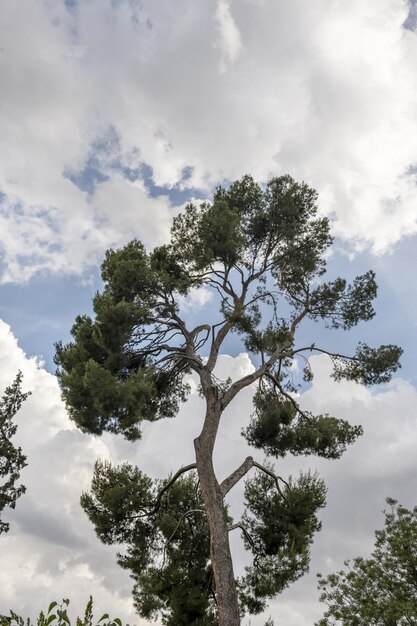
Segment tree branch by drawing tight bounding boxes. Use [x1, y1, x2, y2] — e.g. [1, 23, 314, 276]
[221, 336, 293, 409]
[167, 509, 205, 544]
[252, 460, 289, 499]
[220, 300, 312, 410]
[183, 324, 210, 374]
[263, 371, 313, 423]
[153, 463, 197, 513]
[220, 365, 265, 409]
[228, 522, 255, 549]
[206, 319, 233, 372]
[161, 508, 205, 569]
[292, 345, 358, 361]
[220, 456, 254, 497]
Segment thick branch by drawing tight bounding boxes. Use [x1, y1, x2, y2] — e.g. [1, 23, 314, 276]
[221, 338, 292, 409]
[153, 463, 197, 513]
[206, 320, 233, 372]
[220, 456, 254, 497]
[183, 324, 210, 374]
[290, 306, 309, 334]
[221, 363, 267, 410]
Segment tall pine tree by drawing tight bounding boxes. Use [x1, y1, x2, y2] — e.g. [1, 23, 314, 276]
[55, 175, 402, 625]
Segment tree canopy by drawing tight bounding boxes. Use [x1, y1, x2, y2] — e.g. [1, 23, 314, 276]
[55, 174, 402, 625]
[0, 371, 29, 534]
[316, 499, 417, 626]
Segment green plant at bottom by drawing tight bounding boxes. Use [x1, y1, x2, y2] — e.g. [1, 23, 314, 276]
[0, 598, 125, 626]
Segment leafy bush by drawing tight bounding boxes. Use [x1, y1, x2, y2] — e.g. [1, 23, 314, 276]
[0, 598, 125, 626]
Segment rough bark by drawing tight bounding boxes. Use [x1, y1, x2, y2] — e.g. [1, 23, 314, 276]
[194, 385, 241, 626]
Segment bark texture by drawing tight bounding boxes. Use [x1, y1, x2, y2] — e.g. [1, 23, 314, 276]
[194, 385, 241, 626]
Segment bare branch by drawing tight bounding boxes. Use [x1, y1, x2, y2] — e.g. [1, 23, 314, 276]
[228, 522, 255, 549]
[252, 460, 289, 499]
[167, 509, 205, 544]
[220, 336, 292, 409]
[220, 456, 254, 497]
[161, 508, 205, 569]
[264, 370, 313, 424]
[290, 306, 309, 334]
[153, 463, 197, 513]
[292, 345, 358, 361]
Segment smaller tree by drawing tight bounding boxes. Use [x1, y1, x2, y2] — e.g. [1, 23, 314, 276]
[316, 498, 417, 625]
[0, 371, 29, 534]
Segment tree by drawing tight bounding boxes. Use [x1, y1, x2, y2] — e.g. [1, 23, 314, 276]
[316, 499, 417, 625]
[55, 175, 402, 626]
[0, 371, 29, 534]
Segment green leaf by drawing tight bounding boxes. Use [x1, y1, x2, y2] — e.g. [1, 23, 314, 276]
[46, 615, 57, 626]
[47, 603, 58, 616]
[97, 615, 109, 623]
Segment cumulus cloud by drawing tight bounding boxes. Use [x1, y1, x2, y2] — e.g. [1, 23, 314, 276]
[0, 0, 417, 281]
[177, 285, 214, 312]
[2, 318, 416, 625]
[215, 0, 242, 72]
[0, 321, 136, 621]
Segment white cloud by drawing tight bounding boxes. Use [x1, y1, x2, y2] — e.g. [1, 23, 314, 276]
[2, 317, 417, 624]
[215, 0, 242, 72]
[174, 285, 214, 312]
[0, 1, 417, 281]
[0, 321, 136, 621]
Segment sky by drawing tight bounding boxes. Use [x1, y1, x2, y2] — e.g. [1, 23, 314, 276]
[1, 0, 417, 624]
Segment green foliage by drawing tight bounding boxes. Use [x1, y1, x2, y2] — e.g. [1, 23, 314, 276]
[316, 499, 417, 625]
[54, 239, 191, 441]
[0, 371, 30, 534]
[55, 174, 401, 444]
[55, 174, 403, 624]
[1, 598, 123, 626]
[81, 463, 216, 626]
[239, 469, 327, 614]
[81, 459, 326, 622]
[243, 390, 363, 460]
[332, 343, 403, 386]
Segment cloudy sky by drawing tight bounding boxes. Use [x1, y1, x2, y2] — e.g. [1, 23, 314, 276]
[1, 1, 417, 624]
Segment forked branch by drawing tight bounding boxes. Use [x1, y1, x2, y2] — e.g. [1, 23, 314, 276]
[252, 460, 289, 499]
[228, 522, 255, 549]
[220, 457, 288, 501]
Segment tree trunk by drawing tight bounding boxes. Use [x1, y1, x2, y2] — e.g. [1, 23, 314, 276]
[194, 386, 241, 626]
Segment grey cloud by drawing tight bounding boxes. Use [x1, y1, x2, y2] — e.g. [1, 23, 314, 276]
[404, 0, 417, 30]
[10, 497, 87, 550]
[0, 1, 417, 281]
